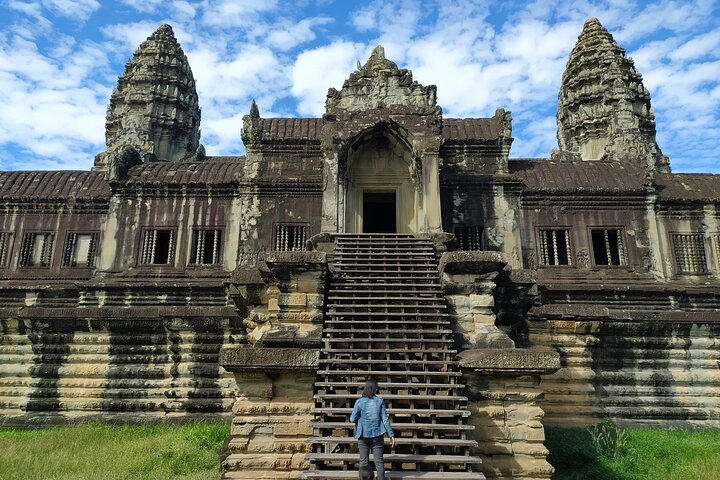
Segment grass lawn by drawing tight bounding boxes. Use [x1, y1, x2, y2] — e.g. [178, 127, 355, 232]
[0, 422, 230, 480]
[546, 425, 720, 480]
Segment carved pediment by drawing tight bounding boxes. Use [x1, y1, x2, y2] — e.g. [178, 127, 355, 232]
[325, 46, 440, 117]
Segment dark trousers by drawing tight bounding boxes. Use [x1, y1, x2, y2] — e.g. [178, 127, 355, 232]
[358, 435, 385, 480]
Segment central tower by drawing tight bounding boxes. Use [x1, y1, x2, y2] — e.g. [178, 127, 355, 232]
[320, 46, 444, 234]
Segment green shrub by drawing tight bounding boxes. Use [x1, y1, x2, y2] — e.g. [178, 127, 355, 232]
[588, 419, 629, 460]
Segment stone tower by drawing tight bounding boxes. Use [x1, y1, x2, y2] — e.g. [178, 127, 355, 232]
[556, 18, 669, 172]
[94, 24, 201, 174]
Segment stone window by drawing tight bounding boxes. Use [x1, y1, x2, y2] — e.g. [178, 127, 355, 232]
[0, 233, 12, 267]
[19, 232, 55, 267]
[672, 234, 707, 274]
[189, 229, 222, 265]
[140, 229, 175, 265]
[274, 224, 307, 251]
[62, 233, 99, 267]
[538, 229, 572, 266]
[455, 225, 483, 251]
[591, 229, 625, 266]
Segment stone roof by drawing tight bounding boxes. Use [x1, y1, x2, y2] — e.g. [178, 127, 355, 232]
[655, 173, 720, 202]
[123, 157, 245, 185]
[509, 159, 647, 193]
[442, 118, 504, 141]
[257, 118, 323, 142]
[0, 170, 110, 200]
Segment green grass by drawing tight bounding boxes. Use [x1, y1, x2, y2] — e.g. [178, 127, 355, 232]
[547, 425, 720, 480]
[0, 422, 230, 480]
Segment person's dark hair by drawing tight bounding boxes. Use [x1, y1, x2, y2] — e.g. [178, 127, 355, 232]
[362, 378, 379, 398]
[359, 464, 374, 480]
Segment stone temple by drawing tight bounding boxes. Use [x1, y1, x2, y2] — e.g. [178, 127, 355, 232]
[1, 18, 719, 479]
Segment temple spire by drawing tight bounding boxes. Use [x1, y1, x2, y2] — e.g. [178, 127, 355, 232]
[556, 18, 669, 172]
[95, 23, 201, 171]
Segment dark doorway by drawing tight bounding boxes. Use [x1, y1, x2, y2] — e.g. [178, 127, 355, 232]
[363, 191, 396, 233]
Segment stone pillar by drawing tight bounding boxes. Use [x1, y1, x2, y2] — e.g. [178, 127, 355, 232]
[459, 350, 561, 480]
[421, 152, 443, 233]
[440, 251, 561, 480]
[220, 348, 318, 479]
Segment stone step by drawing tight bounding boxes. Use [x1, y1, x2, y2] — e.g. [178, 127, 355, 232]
[315, 393, 467, 402]
[328, 296, 445, 302]
[311, 422, 474, 432]
[315, 407, 471, 417]
[316, 369, 459, 378]
[320, 348, 456, 355]
[302, 471, 485, 479]
[323, 319, 451, 326]
[307, 437, 477, 447]
[304, 453, 482, 464]
[324, 338, 454, 345]
[327, 312, 452, 318]
[313, 381, 463, 389]
[318, 359, 457, 368]
[328, 304, 446, 310]
[324, 328, 453, 334]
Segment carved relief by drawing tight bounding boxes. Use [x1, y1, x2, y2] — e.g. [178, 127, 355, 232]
[577, 249, 590, 270]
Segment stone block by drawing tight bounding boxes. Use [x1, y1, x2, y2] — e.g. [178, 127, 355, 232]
[470, 294, 495, 309]
[277, 293, 307, 308]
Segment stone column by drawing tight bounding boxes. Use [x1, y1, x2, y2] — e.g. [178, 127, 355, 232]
[421, 152, 442, 233]
[220, 348, 319, 479]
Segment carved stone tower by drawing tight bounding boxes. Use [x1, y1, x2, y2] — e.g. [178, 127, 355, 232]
[94, 24, 201, 173]
[320, 46, 444, 234]
[556, 18, 669, 172]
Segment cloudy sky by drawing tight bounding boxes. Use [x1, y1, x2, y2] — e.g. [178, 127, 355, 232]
[0, 0, 718, 172]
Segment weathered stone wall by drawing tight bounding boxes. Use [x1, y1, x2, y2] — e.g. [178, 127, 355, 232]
[0, 309, 240, 426]
[530, 315, 720, 427]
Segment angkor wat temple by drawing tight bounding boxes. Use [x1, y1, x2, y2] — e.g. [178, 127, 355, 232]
[1, 18, 719, 480]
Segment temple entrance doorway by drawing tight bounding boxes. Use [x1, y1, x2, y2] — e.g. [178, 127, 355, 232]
[362, 191, 396, 233]
[343, 127, 418, 233]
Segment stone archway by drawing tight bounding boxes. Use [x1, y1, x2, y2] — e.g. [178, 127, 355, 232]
[343, 126, 418, 233]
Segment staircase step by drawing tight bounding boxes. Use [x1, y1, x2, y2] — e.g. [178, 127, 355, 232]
[305, 453, 482, 464]
[303, 471, 485, 479]
[308, 437, 477, 447]
[316, 407, 471, 417]
[319, 349, 457, 355]
[313, 381, 463, 389]
[311, 422, 475, 432]
[315, 394, 467, 402]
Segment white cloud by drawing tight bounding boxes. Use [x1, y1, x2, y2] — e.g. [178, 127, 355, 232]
[266, 16, 333, 51]
[42, 0, 100, 21]
[117, 0, 164, 14]
[291, 41, 368, 116]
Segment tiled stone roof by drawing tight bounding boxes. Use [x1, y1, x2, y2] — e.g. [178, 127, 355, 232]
[442, 118, 503, 141]
[0, 170, 110, 199]
[257, 118, 323, 142]
[124, 157, 245, 185]
[509, 159, 647, 193]
[655, 173, 720, 202]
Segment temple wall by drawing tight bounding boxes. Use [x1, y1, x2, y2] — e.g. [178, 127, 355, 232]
[529, 317, 720, 428]
[0, 313, 239, 426]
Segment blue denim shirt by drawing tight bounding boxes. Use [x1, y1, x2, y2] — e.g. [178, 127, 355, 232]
[350, 395, 394, 439]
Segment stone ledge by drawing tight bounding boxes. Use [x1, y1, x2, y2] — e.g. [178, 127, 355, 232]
[260, 251, 327, 267]
[458, 348, 561, 375]
[220, 346, 319, 373]
[440, 251, 508, 275]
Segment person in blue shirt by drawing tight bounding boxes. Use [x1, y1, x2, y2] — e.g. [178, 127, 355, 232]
[350, 378, 396, 480]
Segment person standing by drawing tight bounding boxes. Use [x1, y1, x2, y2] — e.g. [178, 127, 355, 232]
[350, 378, 396, 480]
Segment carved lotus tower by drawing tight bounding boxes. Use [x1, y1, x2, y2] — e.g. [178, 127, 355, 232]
[557, 18, 669, 172]
[94, 24, 201, 173]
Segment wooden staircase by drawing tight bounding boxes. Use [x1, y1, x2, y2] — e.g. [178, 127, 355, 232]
[304, 234, 484, 479]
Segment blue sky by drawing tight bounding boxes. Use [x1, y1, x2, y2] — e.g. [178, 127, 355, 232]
[0, 0, 718, 172]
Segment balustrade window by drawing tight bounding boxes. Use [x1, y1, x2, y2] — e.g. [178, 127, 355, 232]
[539, 229, 572, 266]
[0, 233, 11, 267]
[274, 224, 307, 251]
[591, 229, 625, 266]
[63, 233, 99, 267]
[140, 229, 175, 265]
[455, 226, 483, 251]
[19, 232, 55, 267]
[672, 234, 707, 274]
[189, 229, 222, 265]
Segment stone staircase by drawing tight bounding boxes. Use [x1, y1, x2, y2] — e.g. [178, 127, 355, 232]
[304, 234, 484, 479]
